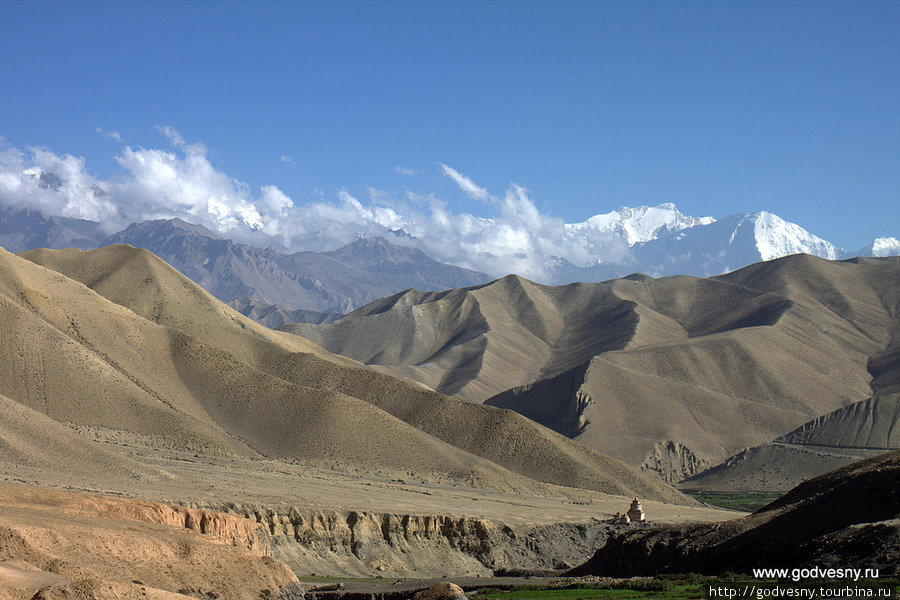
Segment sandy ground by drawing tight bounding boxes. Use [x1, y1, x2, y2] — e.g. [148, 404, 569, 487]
[0, 436, 737, 596]
[0, 437, 737, 528]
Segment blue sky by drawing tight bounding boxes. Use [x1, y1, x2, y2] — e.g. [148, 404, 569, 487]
[0, 0, 897, 255]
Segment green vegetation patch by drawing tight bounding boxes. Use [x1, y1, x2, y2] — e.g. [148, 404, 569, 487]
[472, 577, 900, 600]
[473, 579, 694, 600]
[684, 490, 783, 512]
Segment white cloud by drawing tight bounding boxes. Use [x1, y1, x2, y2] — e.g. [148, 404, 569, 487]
[155, 125, 187, 150]
[281, 155, 296, 165]
[0, 129, 292, 237]
[96, 127, 123, 142]
[0, 145, 118, 224]
[395, 166, 417, 177]
[439, 163, 491, 202]
[112, 130, 269, 234]
[0, 134, 638, 281]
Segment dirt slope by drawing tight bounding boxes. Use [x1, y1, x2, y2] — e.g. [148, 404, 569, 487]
[0, 393, 169, 486]
[287, 274, 641, 402]
[2, 246, 532, 490]
[12, 245, 684, 501]
[291, 255, 900, 474]
[680, 339, 900, 491]
[680, 394, 900, 493]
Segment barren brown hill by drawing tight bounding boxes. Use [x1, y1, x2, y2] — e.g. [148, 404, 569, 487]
[0, 393, 170, 486]
[680, 316, 900, 492]
[288, 255, 900, 479]
[226, 296, 339, 328]
[11, 245, 684, 501]
[286, 274, 643, 402]
[569, 450, 900, 577]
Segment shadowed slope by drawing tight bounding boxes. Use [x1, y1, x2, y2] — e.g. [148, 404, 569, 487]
[290, 254, 900, 477]
[570, 451, 900, 577]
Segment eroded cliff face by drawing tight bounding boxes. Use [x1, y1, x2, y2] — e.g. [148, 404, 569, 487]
[485, 363, 593, 439]
[0, 485, 302, 600]
[154, 505, 275, 556]
[192, 503, 611, 578]
[640, 440, 710, 484]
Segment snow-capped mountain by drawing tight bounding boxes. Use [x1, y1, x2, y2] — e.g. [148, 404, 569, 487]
[543, 206, 890, 284]
[629, 211, 843, 278]
[3, 199, 896, 302]
[857, 236, 900, 258]
[749, 212, 843, 261]
[564, 203, 715, 246]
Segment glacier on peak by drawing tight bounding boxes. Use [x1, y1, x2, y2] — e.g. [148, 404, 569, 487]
[750, 211, 842, 261]
[564, 203, 715, 247]
[860, 236, 900, 257]
[543, 204, 874, 282]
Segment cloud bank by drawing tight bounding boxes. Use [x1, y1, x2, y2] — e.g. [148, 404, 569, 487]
[0, 128, 630, 279]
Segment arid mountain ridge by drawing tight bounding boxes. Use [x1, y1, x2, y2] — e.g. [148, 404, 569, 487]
[2, 229, 897, 592]
[4, 204, 899, 493]
[2, 242, 682, 501]
[1, 241, 746, 593]
[681, 300, 900, 491]
[0, 207, 493, 319]
[291, 254, 900, 486]
[3, 204, 898, 323]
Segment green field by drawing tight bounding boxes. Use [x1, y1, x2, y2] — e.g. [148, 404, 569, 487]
[473, 584, 698, 599]
[471, 577, 900, 600]
[472, 577, 704, 600]
[683, 491, 783, 512]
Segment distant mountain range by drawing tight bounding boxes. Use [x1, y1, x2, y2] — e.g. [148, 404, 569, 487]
[0, 207, 105, 252]
[104, 218, 493, 315]
[2, 203, 897, 317]
[547, 203, 899, 283]
[0, 207, 492, 317]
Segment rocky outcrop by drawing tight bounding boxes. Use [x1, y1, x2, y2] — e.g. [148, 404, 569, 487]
[640, 441, 710, 483]
[194, 504, 611, 578]
[65, 495, 275, 557]
[415, 582, 467, 600]
[0, 485, 302, 600]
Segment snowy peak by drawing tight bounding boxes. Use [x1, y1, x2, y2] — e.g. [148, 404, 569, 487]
[566, 203, 715, 246]
[748, 211, 842, 261]
[857, 236, 900, 258]
[620, 209, 850, 280]
[553, 204, 861, 281]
